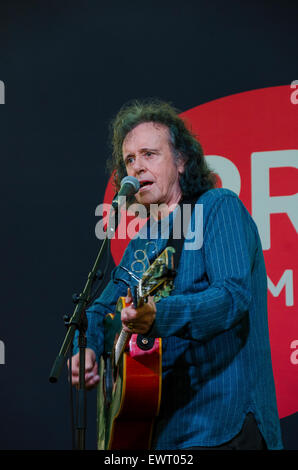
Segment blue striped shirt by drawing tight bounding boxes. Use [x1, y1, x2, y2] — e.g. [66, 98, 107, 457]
[78, 188, 283, 450]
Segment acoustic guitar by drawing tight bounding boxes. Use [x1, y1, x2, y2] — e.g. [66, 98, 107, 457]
[97, 246, 176, 450]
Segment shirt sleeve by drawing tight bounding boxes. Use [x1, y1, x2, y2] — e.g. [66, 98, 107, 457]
[72, 242, 133, 360]
[147, 194, 258, 342]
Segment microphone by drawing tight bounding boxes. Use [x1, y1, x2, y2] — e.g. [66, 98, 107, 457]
[112, 176, 140, 210]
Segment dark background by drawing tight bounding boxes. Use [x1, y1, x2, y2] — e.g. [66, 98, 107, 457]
[0, 0, 297, 451]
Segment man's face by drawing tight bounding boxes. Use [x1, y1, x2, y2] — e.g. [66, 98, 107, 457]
[122, 122, 184, 209]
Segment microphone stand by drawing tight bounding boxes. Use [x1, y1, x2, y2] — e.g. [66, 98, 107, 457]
[49, 203, 120, 450]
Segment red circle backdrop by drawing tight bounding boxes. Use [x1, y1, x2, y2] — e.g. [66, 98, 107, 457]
[103, 85, 298, 419]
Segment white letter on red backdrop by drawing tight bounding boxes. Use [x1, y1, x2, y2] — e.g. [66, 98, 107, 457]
[205, 155, 241, 196]
[267, 269, 294, 306]
[251, 150, 298, 250]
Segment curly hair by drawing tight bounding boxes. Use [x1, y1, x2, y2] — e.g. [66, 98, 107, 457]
[107, 98, 216, 202]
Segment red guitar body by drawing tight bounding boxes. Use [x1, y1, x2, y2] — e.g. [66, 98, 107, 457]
[97, 246, 175, 450]
[97, 299, 162, 450]
[107, 334, 162, 449]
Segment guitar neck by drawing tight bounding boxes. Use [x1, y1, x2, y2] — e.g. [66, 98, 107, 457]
[114, 295, 147, 365]
[115, 329, 132, 366]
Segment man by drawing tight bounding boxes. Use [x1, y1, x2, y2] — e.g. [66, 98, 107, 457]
[71, 99, 283, 450]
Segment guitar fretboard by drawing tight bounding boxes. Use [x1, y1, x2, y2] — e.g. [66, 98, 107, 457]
[115, 329, 131, 366]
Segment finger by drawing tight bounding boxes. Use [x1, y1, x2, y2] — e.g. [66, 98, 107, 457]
[71, 357, 98, 385]
[68, 353, 79, 369]
[70, 364, 79, 381]
[92, 361, 98, 375]
[71, 371, 79, 382]
[73, 371, 100, 389]
[88, 375, 100, 387]
[125, 287, 134, 305]
[85, 360, 98, 379]
[85, 360, 95, 373]
[85, 372, 100, 387]
[121, 305, 137, 323]
[84, 349, 96, 372]
[71, 371, 89, 386]
[122, 322, 135, 333]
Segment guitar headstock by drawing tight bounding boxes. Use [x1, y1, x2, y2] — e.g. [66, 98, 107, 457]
[137, 246, 176, 305]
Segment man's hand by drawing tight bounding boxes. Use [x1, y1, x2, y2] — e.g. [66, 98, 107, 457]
[68, 348, 100, 389]
[121, 288, 156, 334]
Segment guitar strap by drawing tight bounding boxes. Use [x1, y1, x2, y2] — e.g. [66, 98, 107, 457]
[164, 196, 198, 276]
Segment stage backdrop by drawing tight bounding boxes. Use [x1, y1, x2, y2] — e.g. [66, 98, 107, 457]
[0, 0, 297, 451]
